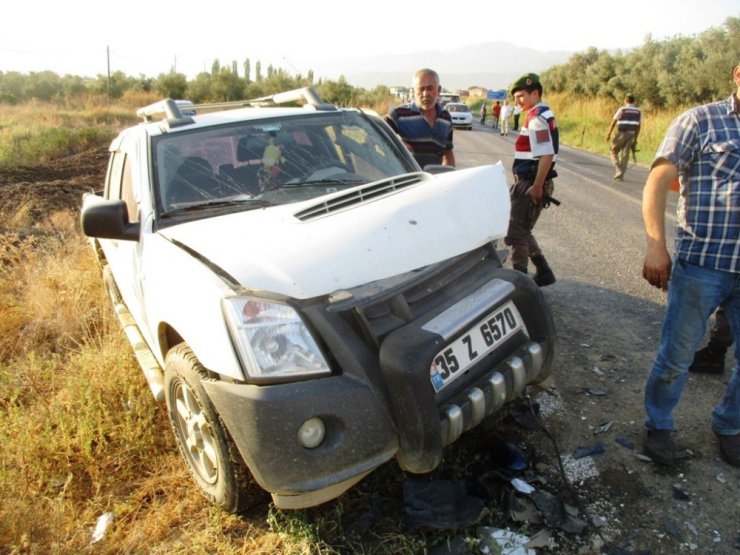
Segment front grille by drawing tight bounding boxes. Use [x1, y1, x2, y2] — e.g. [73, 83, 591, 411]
[294, 173, 426, 221]
[328, 245, 500, 347]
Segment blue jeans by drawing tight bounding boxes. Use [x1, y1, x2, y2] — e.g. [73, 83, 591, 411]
[644, 259, 740, 435]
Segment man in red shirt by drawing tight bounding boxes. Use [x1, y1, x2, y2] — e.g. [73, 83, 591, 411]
[491, 101, 501, 129]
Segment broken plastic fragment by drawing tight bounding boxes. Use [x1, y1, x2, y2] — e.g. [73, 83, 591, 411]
[477, 526, 535, 555]
[524, 528, 554, 549]
[90, 512, 115, 544]
[491, 438, 529, 471]
[672, 485, 690, 501]
[615, 436, 635, 449]
[583, 387, 607, 396]
[573, 443, 605, 459]
[508, 491, 542, 524]
[593, 421, 613, 435]
[664, 518, 685, 542]
[403, 479, 488, 530]
[511, 478, 535, 494]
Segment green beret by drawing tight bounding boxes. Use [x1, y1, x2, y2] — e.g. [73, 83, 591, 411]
[510, 73, 540, 95]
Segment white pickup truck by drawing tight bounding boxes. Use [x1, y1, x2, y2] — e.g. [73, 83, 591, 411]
[80, 88, 556, 511]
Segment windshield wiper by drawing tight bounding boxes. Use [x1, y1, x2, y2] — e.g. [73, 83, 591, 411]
[279, 177, 366, 189]
[160, 198, 274, 218]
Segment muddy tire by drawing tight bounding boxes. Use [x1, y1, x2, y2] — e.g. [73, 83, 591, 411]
[163, 344, 264, 512]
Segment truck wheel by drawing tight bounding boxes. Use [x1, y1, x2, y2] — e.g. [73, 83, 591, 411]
[163, 344, 264, 512]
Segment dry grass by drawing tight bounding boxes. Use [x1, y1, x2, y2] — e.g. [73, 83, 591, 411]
[0, 98, 142, 169]
[0, 212, 300, 553]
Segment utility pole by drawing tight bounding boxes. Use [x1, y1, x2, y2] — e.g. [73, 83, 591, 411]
[106, 45, 111, 104]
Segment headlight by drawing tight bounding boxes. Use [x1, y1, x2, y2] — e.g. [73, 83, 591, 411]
[222, 297, 331, 382]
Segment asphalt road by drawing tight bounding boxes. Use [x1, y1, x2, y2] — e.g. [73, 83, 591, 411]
[451, 122, 740, 553]
[454, 120, 669, 298]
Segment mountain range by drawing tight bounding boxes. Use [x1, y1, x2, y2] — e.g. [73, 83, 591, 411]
[308, 41, 575, 91]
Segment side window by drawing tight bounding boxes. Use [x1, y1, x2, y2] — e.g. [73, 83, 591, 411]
[106, 151, 138, 223]
[121, 157, 138, 223]
[106, 152, 125, 200]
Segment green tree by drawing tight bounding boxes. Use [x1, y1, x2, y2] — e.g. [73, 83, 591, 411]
[211, 69, 245, 101]
[92, 70, 137, 99]
[243, 58, 251, 84]
[0, 71, 26, 103]
[23, 71, 61, 101]
[316, 76, 355, 106]
[60, 74, 89, 99]
[543, 16, 740, 110]
[155, 71, 188, 99]
[186, 72, 213, 103]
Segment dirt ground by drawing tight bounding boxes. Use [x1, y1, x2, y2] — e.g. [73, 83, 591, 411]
[3, 146, 739, 554]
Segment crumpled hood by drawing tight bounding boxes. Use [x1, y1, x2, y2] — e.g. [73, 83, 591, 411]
[161, 164, 510, 299]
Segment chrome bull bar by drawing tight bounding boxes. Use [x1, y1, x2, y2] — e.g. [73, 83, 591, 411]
[439, 341, 546, 447]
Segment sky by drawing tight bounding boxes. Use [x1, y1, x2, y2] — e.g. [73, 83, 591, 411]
[2, 0, 737, 82]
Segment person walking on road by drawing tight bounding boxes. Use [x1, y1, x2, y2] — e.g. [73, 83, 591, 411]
[385, 68, 455, 167]
[640, 63, 740, 468]
[504, 73, 558, 287]
[492, 101, 501, 129]
[513, 104, 521, 131]
[480, 102, 487, 125]
[606, 94, 641, 181]
[499, 100, 513, 136]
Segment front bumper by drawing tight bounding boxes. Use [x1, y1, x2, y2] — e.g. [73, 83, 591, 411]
[202, 371, 399, 509]
[379, 270, 555, 472]
[203, 261, 555, 509]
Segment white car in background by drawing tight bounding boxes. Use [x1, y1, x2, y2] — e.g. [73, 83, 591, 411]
[446, 102, 473, 130]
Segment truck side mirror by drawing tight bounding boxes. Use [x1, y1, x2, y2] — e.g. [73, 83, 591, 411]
[81, 198, 140, 241]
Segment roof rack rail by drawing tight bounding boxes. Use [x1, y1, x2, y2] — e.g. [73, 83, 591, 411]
[137, 98, 195, 125]
[136, 87, 336, 125]
[251, 87, 333, 108]
[188, 86, 336, 114]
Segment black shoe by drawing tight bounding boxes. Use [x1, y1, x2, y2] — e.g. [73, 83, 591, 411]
[530, 254, 556, 287]
[533, 270, 556, 287]
[644, 429, 676, 465]
[714, 431, 740, 467]
[689, 346, 726, 374]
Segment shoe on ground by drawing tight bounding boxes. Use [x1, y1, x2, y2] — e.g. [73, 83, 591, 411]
[688, 346, 725, 374]
[613, 174, 624, 182]
[644, 429, 676, 465]
[714, 431, 740, 467]
[533, 269, 556, 287]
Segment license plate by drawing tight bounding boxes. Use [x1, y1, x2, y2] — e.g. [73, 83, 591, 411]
[430, 301, 524, 393]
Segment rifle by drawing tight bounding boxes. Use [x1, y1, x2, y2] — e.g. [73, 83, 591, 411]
[543, 193, 560, 207]
[631, 143, 638, 164]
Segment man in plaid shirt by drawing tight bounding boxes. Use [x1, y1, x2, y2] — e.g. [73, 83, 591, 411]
[641, 63, 740, 467]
